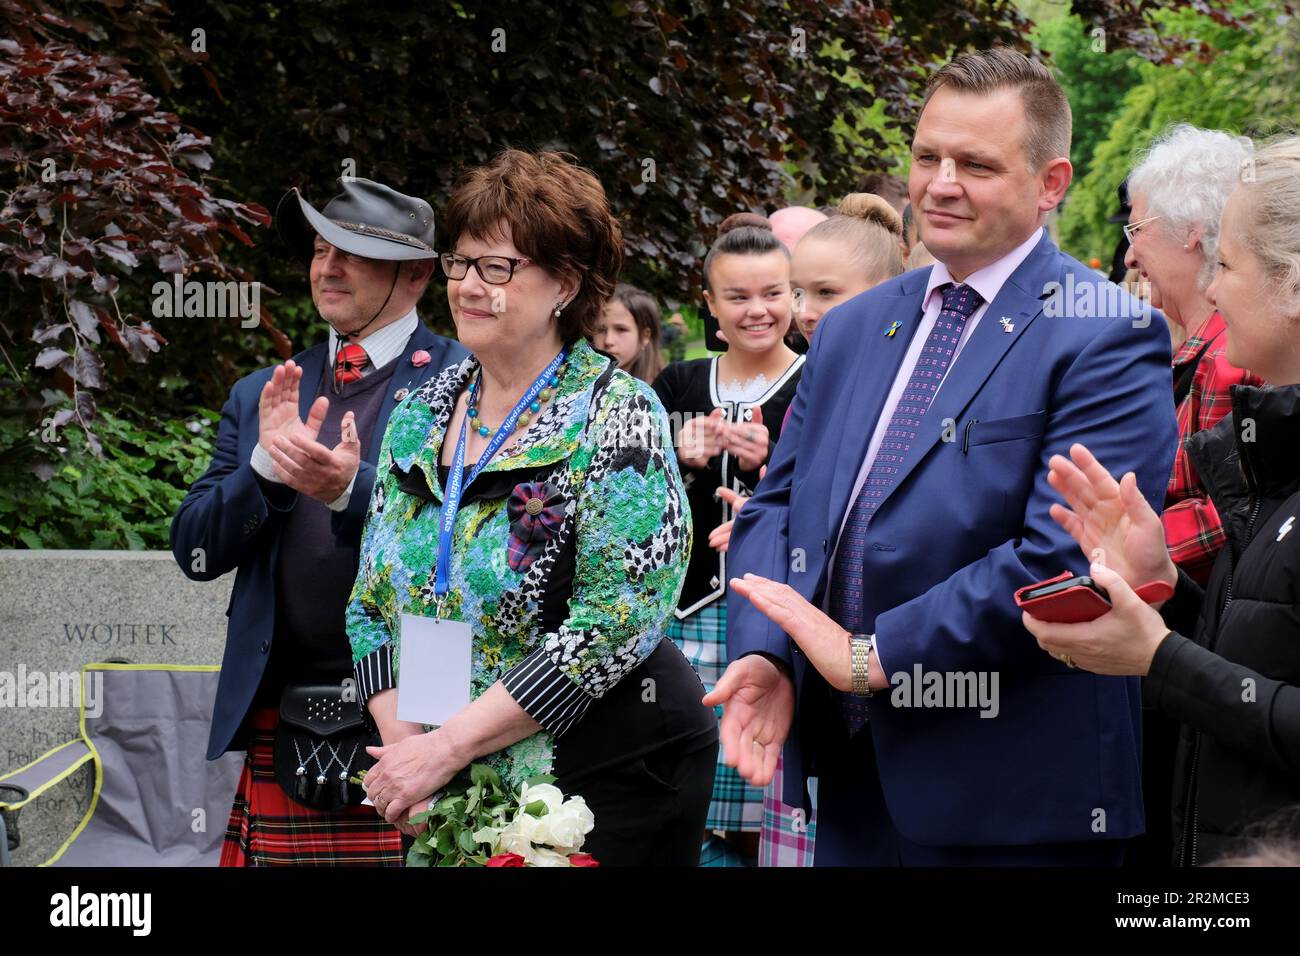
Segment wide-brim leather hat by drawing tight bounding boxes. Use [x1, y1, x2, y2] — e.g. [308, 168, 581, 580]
[276, 177, 438, 261]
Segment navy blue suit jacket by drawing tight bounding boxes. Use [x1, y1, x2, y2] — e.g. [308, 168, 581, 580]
[727, 233, 1177, 847]
[170, 322, 466, 759]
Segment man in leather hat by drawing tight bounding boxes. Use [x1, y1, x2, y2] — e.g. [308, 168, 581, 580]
[170, 177, 466, 866]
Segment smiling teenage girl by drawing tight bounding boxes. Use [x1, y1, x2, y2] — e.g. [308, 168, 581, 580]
[652, 213, 804, 864]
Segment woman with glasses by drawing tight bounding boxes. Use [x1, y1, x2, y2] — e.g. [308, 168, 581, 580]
[1124, 125, 1263, 586]
[1024, 136, 1300, 866]
[345, 149, 718, 866]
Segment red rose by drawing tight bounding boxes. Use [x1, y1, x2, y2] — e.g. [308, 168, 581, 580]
[567, 853, 600, 867]
[486, 852, 526, 867]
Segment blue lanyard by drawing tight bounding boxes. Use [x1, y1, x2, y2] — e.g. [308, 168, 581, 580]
[434, 348, 567, 611]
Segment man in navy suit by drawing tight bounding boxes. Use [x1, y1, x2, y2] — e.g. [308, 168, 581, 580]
[709, 49, 1178, 865]
[170, 178, 465, 865]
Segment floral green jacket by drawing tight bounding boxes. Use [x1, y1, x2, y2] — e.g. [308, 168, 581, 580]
[345, 338, 691, 788]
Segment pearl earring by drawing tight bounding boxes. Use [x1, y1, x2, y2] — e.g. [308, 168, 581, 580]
[553, 303, 563, 318]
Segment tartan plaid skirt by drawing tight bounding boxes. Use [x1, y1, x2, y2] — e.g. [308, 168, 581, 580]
[759, 755, 818, 867]
[220, 707, 404, 867]
[668, 600, 762, 832]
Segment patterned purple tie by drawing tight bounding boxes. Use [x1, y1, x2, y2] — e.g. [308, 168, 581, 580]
[829, 282, 984, 734]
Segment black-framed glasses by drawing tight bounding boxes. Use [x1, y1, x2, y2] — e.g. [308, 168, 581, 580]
[439, 253, 532, 285]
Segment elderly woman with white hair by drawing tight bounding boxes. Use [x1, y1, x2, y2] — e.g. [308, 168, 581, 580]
[1124, 124, 1264, 585]
[1025, 135, 1300, 866]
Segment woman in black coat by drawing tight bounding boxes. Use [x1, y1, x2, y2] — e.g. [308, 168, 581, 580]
[1022, 135, 1300, 865]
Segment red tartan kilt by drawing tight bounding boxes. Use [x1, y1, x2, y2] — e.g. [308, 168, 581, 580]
[221, 707, 404, 867]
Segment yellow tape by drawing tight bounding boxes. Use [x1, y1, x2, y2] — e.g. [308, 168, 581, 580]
[84, 663, 221, 673]
[0, 740, 93, 810]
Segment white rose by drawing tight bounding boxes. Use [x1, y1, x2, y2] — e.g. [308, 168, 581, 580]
[520, 783, 565, 814]
[530, 847, 572, 867]
[494, 813, 541, 862]
[534, 796, 595, 850]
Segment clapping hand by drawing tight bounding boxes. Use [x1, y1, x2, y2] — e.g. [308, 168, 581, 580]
[258, 360, 361, 505]
[702, 652, 794, 788]
[1045, 443, 1177, 598]
[679, 407, 770, 473]
[721, 404, 768, 472]
[729, 573, 887, 694]
[678, 407, 726, 469]
[1021, 443, 1179, 675]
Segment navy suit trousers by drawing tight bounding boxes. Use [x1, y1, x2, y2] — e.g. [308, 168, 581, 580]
[813, 728, 1126, 867]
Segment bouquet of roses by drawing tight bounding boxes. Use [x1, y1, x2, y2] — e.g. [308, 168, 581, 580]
[402, 763, 599, 867]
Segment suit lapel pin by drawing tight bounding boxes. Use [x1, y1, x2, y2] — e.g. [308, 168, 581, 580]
[999, 317, 1015, 333]
[394, 387, 409, 402]
[884, 320, 902, 338]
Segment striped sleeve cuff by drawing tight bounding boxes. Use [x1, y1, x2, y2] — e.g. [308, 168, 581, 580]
[501, 649, 595, 738]
[353, 643, 396, 719]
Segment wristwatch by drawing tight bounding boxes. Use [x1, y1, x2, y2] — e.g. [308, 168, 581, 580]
[851, 634, 875, 697]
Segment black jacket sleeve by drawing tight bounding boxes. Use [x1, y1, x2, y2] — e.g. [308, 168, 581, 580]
[1159, 566, 1206, 639]
[1145, 631, 1300, 776]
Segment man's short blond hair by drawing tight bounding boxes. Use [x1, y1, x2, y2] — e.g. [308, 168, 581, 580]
[922, 47, 1072, 171]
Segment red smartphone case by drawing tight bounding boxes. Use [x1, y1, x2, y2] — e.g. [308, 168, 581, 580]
[1015, 570, 1111, 623]
[1015, 570, 1176, 624]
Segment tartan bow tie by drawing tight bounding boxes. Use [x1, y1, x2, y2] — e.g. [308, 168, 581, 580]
[334, 342, 369, 386]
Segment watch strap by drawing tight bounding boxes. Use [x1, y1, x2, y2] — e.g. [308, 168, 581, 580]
[851, 634, 874, 697]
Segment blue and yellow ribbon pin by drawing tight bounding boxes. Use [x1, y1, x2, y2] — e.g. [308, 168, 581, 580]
[884, 320, 902, 338]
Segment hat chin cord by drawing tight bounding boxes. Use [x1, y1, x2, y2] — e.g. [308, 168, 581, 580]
[332, 260, 401, 343]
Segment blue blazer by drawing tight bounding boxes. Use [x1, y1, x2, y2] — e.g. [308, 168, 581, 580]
[170, 323, 467, 759]
[727, 233, 1177, 847]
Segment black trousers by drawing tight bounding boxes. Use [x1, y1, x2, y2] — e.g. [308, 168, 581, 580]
[558, 735, 718, 867]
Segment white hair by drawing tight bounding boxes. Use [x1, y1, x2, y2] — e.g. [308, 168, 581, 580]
[1127, 124, 1255, 290]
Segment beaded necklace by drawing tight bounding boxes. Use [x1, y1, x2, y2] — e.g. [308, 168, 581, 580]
[467, 363, 565, 436]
